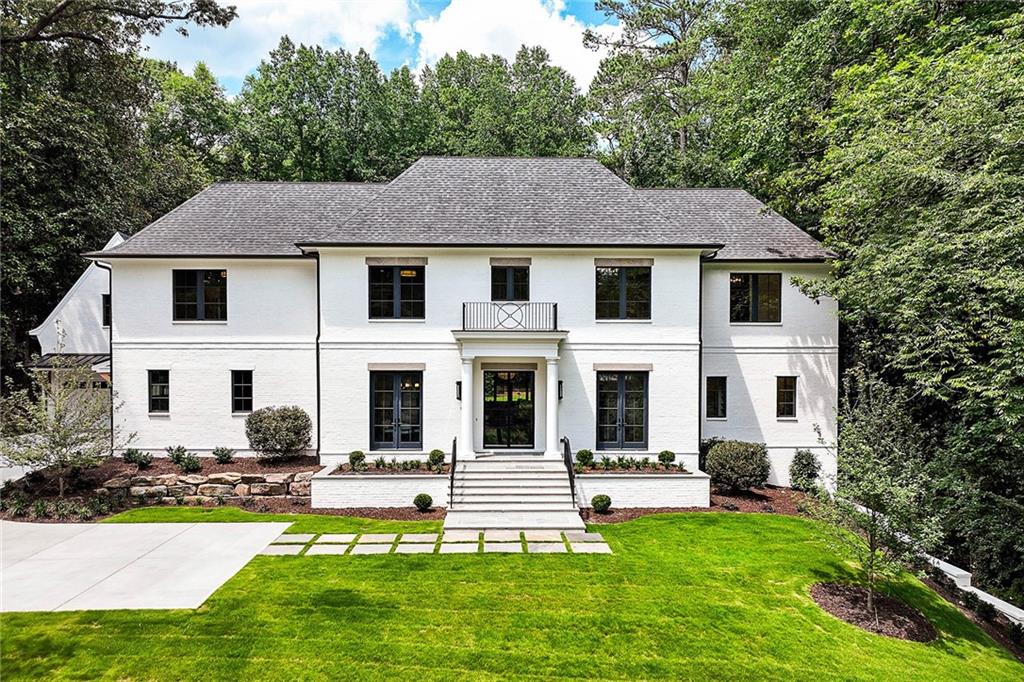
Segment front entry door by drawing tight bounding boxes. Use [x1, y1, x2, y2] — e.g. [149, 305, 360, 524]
[483, 370, 535, 448]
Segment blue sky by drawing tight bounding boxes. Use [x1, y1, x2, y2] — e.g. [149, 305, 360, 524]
[143, 0, 620, 95]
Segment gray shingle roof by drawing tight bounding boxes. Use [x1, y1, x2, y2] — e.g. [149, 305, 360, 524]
[302, 157, 721, 248]
[86, 157, 830, 261]
[640, 188, 832, 260]
[88, 182, 384, 257]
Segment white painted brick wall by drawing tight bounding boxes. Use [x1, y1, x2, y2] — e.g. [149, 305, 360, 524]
[575, 473, 711, 508]
[311, 469, 449, 508]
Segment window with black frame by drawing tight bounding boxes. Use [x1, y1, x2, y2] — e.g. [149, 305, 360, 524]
[368, 266, 425, 319]
[730, 273, 781, 323]
[231, 370, 253, 413]
[491, 266, 530, 301]
[777, 376, 797, 418]
[102, 294, 111, 327]
[596, 266, 651, 320]
[596, 371, 648, 449]
[148, 369, 169, 413]
[173, 269, 227, 321]
[370, 371, 422, 449]
[706, 376, 727, 418]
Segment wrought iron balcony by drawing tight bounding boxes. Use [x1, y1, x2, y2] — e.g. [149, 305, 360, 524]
[462, 302, 558, 332]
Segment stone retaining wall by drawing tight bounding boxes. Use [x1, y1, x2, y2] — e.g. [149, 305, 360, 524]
[96, 471, 316, 506]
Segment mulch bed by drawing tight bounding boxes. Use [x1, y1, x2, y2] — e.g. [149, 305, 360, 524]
[581, 486, 806, 522]
[922, 576, 1024, 662]
[577, 467, 691, 475]
[229, 497, 445, 519]
[5, 456, 322, 502]
[811, 583, 938, 642]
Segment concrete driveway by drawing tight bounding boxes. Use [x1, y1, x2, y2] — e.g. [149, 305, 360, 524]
[1, 520, 289, 612]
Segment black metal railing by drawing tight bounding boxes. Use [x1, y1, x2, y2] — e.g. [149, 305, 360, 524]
[462, 302, 558, 331]
[561, 436, 577, 508]
[448, 436, 457, 509]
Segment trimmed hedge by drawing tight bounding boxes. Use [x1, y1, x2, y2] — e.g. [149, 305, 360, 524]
[789, 449, 820, 491]
[592, 494, 612, 513]
[705, 440, 770, 491]
[414, 493, 433, 512]
[244, 406, 312, 461]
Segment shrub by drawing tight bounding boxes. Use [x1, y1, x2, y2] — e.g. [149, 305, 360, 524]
[1009, 622, 1024, 645]
[413, 493, 433, 512]
[591, 494, 612, 514]
[123, 448, 152, 469]
[658, 450, 676, 467]
[974, 598, 997, 622]
[600, 455, 613, 470]
[962, 590, 980, 611]
[373, 456, 386, 469]
[699, 437, 723, 471]
[244, 406, 312, 461]
[789, 449, 821, 491]
[165, 445, 188, 465]
[705, 440, 770, 491]
[348, 450, 366, 470]
[178, 453, 202, 474]
[212, 447, 235, 464]
[428, 449, 445, 470]
[32, 500, 50, 518]
[575, 448, 594, 468]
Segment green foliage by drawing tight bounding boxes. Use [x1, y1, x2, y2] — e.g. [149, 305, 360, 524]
[591, 494, 612, 513]
[575, 448, 595, 467]
[122, 448, 152, 469]
[658, 450, 676, 467]
[212, 447, 234, 464]
[413, 493, 433, 512]
[178, 453, 201, 474]
[427, 449, 445, 470]
[789, 449, 821, 492]
[244, 406, 312, 461]
[348, 451, 366, 470]
[165, 446, 188, 465]
[705, 441, 770, 491]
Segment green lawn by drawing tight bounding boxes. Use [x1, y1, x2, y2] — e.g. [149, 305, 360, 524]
[2, 510, 1020, 681]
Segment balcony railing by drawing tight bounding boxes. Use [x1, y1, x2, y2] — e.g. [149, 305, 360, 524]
[462, 302, 558, 332]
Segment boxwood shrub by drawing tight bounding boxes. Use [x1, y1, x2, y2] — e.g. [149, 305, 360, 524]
[244, 406, 312, 461]
[789, 449, 820, 491]
[212, 447, 235, 464]
[575, 448, 595, 468]
[591, 494, 612, 514]
[413, 493, 433, 512]
[705, 440, 770, 491]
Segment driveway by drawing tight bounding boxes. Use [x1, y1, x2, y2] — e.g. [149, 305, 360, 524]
[1, 520, 289, 612]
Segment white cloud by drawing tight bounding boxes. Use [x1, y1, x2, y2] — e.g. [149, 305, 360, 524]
[414, 0, 617, 91]
[144, 0, 412, 81]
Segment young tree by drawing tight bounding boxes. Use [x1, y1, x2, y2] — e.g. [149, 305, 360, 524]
[1, 355, 133, 497]
[809, 367, 939, 622]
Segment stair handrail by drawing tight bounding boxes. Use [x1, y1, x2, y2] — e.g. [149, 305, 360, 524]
[561, 436, 577, 507]
[449, 436, 457, 509]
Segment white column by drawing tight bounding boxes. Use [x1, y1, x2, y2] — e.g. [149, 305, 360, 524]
[460, 358, 474, 456]
[545, 358, 560, 456]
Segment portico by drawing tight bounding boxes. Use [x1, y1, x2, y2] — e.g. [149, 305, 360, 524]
[453, 331, 567, 458]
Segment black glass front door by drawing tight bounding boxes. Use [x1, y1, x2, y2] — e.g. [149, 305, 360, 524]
[483, 370, 534, 448]
[370, 371, 422, 449]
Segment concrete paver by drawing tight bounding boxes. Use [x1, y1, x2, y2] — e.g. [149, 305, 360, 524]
[316, 534, 356, 543]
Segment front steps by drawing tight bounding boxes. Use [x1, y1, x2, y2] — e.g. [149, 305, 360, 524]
[443, 456, 585, 530]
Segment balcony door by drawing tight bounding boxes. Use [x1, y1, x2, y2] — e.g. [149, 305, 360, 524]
[370, 371, 422, 450]
[483, 370, 535, 449]
[596, 372, 648, 449]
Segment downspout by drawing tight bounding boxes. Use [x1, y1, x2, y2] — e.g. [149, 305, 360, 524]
[94, 261, 114, 453]
[312, 251, 322, 461]
[697, 256, 704, 461]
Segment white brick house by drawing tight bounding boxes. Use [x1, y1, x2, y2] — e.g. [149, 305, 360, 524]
[87, 157, 838, 514]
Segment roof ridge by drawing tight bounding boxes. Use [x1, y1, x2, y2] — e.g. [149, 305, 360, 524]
[212, 180, 386, 186]
[417, 155, 600, 161]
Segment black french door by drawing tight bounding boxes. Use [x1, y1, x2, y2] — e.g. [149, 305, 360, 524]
[370, 372, 422, 449]
[483, 371, 535, 448]
[596, 372, 648, 449]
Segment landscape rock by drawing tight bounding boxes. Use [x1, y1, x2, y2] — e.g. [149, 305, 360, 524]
[130, 485, 167, 497]
[250, 482, 285, 496]
[240, 473, 266, 484]
[166, 485, 194, 496]
[180, 474, 208, 485]
[196, 484, 234, 496]
[182, 496, 210, 505]
[159, 497, 178, 506]
[94, 487, 110, 497]
[264, 473, 293, 485]
[130, 476, 153, 486]
[206, 472, 241, 485]
[103, 476, 132, 489]
[233, 483, 250, 497]
[293, 471, 315, 483]
[153, 474, 179, 486]
[289, 481, 311, 496]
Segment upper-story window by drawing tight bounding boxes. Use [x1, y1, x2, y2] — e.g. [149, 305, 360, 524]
[777, 376, 797, 418]
[148, 369, 169, 413]
[368, 265, 425, 319]
[706, 376, 727, 419]
[730, 273, 781, 323]
[173, 270, 227, 321]
[101, 294, 111, 327]
[491, 266, 530, 301]
[595, 266, 651, 320]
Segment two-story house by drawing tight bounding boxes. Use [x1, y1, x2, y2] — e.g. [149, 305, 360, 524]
[86, 157, 837, 520]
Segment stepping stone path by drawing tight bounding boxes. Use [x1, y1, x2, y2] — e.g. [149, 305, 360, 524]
[261, 530, 611, 556]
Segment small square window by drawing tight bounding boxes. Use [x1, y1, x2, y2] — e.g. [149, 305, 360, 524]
[706, 377, 727, 418]
[730, 273, 781, 323]
[596, 266, 650, 320]
[173, 270, 227, 321]
[368, 265, 424, 319]
[491, 266, 530, 301]
[231, 370, 253, 413]
[777, 376, 797, 418]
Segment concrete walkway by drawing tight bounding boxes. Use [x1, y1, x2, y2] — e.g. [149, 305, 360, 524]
[1, 520, 289, 612]
[261, 529, 612, 555]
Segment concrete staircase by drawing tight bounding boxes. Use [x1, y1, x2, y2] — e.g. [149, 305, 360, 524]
[443, 455, 585, 530]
